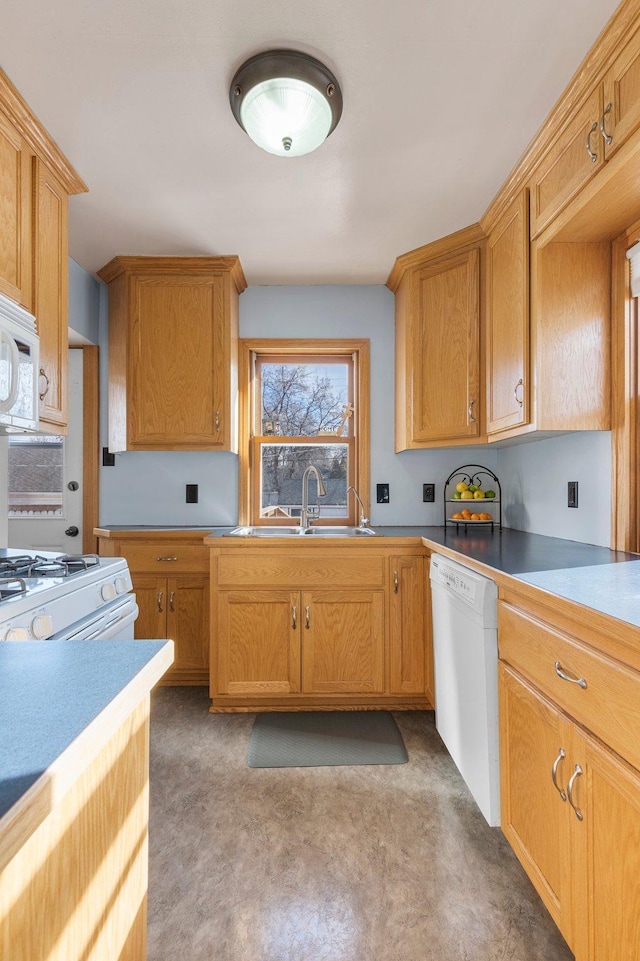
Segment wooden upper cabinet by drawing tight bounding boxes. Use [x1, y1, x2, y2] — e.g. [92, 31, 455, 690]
[0, 110, 32, 310]
[0, 69, 86, 434]
[602, 24, 640, 161]
[529, 86, 604, 239]
[97, 256, 246, 452]
[388, 225, 484, 450]
[486, 190, 529, 436]
[34, 159, 69, 431]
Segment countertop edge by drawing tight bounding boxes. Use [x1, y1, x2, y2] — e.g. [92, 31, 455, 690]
[0, 640, 174, 873]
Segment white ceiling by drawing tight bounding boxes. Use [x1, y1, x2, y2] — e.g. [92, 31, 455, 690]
[0, 0, 622, 285]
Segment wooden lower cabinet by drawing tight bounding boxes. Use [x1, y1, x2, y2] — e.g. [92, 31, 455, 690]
[499, 590, 640, 960]
[133, 574, 209, 684]
[97, 532, 210, 685]
[499, 664, 573, 944]
[209, 545, 430, 711]
[217, 590, 301, 696]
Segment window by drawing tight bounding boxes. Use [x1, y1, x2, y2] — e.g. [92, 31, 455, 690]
[239, 340, 370, 527]
[8, 435, 64, 516]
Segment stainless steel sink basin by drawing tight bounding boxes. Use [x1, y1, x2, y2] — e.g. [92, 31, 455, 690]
[224, 525, 379, 538]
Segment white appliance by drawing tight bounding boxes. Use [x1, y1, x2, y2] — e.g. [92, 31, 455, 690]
[430, 553, 500, 827]
[0, 293, 39, 433]
[0, 550, 138, 641]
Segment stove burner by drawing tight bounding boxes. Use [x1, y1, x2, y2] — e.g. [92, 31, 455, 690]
[0, 553, 102, 579]
[0, 577, 27, 601]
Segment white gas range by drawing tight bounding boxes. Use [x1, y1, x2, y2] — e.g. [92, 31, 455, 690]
[0, 550, 138, 641]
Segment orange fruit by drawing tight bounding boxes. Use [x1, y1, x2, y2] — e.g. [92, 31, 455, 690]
[471, 513, 481, 520]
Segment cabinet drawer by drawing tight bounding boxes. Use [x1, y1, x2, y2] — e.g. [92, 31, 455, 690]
[499, 601, 640, 771]
[117, 543, 209, 573]
[216, 552, 386, 588]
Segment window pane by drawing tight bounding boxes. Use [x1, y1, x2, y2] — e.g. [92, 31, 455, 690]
[260, 362, 351, 437]
[260, 444, 348, 519]
[8, 435, 64, 516]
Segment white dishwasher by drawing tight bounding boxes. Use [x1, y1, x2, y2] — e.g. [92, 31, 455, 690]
[430, 553, 500, 826]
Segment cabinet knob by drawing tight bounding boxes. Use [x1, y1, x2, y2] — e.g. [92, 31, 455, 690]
[585, 120, 599, 163]
[599, 102, 613, 146]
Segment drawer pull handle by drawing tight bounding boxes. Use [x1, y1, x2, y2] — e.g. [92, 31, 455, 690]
[555, 661, 587, 689]
[599, 102, 613, 145]
[305, 605, 310, 630]
[585, 120, 598, 163]
[567, 764, 584, 821]
[215, 410, 221, 431]
[292, 605, 297, 630]
[468, 398, 476, 424]
[551, 747, 567, 801]
[169, 590, 175, 613]
[157, 591, 163, 614]
[157, 556, 178, 562]
[393, 571, 399, 594]
[38, 367, 50, 401]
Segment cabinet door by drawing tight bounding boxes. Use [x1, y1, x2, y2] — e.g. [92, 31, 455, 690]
[486, 191, 529, 436]
[301, 590, 384, 695]
[33, 159, 68, 431]
[132, 575, 167, 640]
[570, 729, 640, 961]
[499, 664, 573, 944]
[530, 85, 603, 238]
[216, 591, 300, 696]
[129, 272, 227, 449]
[409, 249, 481, 443]
[0, 110, 32, 309]
[603, 26, 640, 160]
[388, 556, 425, 695]
[166, 575, 209, 681]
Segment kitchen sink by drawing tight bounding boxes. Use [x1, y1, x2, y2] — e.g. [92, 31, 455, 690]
[224, 525, 379, 537]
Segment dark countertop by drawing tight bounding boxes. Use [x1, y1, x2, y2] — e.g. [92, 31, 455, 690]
[0, 639, 173, 824]
[417, 526, 638, 574]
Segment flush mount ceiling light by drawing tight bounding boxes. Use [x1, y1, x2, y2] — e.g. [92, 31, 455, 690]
[229, 50, 343, 158]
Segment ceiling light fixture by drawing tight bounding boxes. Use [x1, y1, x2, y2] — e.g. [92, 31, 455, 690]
[229, 50, 343, 158]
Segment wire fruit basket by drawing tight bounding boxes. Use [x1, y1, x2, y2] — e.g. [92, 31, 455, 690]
[443, 464, 502, 532]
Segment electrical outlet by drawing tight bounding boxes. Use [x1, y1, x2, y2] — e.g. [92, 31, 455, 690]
[376, 483, 390, 504]
[186, 484, 199, 504]
[423, 483, 435, 503]
[102, 447, 116, 467]
[568, 481, 578, 508]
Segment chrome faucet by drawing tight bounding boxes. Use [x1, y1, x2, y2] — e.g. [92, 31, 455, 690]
[300, 465, 327, 530]
[347, 486, 369, 528]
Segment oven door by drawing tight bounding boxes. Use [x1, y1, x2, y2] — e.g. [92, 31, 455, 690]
[51, 595, 139, 641]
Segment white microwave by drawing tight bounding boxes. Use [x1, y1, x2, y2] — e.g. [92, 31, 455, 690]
[0, 293, 40, 433]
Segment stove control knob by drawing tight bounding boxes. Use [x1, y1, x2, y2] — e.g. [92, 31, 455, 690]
[32, 614, 53, 639]
[114, 577, 128, 595]
[101, 583, 117, 602]
[6, 627, 29, 641]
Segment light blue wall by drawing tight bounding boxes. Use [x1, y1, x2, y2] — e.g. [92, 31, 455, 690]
[92, 273, 612, 540]
[68, 258, 99, 344]
[497, 432, 611, 547]
[98, 283, 496, 527]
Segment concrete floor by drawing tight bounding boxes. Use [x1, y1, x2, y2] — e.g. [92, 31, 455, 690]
[147, 687, 573, 961]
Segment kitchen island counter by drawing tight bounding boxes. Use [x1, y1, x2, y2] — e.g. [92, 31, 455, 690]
[0, 638, 173, 961]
